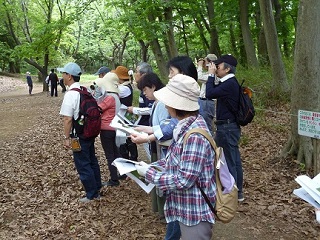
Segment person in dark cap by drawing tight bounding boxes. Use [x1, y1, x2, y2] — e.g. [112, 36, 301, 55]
[206, 54, 244, 202]
[90, 66, 110, 99]
[94, 66, 110, 78]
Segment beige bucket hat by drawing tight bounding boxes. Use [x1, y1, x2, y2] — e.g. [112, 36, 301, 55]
[153, 74, 200, 111]
[95, 72, 119, 93]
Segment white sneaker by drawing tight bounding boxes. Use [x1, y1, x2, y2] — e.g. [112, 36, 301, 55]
[79, 195, 101, 203]
[79, 197, 91, 203]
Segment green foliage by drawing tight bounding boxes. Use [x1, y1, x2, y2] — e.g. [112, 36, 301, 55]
[236, 59, 293, 110]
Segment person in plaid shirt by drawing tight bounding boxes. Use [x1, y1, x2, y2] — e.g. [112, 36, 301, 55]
[136, 74, 216, 240]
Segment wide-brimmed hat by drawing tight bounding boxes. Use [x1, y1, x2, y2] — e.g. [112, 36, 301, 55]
[94, 66, 110, 75]
[214, 54, 238, 67]
[57, 62, 82, 77]
[111, 66, 129, 80]
[153, 74, 200, 111]
[95, 72, 119, 93]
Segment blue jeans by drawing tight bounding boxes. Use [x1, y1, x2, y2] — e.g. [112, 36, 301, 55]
[198, 98, 215, 135]
[215, 122, 243, 196]
[165, 221, 181, 240]
[73, 138, 102, 199]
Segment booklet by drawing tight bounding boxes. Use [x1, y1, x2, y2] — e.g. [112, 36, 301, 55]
[118, 104, 141, 125]
[293, 187, 320, 208]
[295, 174, 320, 205]
[110, 115, 147, 136]
[112, 158, 155, 193]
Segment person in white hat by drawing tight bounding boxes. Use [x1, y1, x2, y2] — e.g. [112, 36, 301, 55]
[58, 62, 102, 203]
[197, 53, 218, 136]
[135, 74, 216, 240]
[95, 72, 122, 187]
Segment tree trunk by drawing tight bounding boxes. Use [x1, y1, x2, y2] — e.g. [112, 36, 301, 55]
[281, 0, 320, 174]
[239, 0, 259, 68]
[138, 40, 149, 62]
[206, 0, 220, 55]
[149, 39, 167, 80]
[259, 0, 289, 93]
[164, 5, 178, 59]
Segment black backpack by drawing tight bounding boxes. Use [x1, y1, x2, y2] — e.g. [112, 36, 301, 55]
[71, 87, 101, 139]
[227, 80, 255, 126]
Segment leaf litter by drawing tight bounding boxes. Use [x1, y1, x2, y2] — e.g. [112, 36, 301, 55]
[0, 76, 319, 239]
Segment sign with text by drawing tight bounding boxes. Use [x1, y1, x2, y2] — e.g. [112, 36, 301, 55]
[298, 110, 320, 139]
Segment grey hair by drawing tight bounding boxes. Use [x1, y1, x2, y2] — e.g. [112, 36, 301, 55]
[137, 62, 153, 74]
[223, 63, 236, 74]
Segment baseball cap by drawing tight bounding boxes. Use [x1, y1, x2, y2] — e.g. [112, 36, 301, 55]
[94, 66, 110, 75]
[57, 62, 82, 77]
[214, 54, 238, 67]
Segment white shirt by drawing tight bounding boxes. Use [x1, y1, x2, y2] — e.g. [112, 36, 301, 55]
[197, 66, 209, 98]
[59, 82, 81, 120]
[219, 73, 235, 83]
[118, 84, 131, 98]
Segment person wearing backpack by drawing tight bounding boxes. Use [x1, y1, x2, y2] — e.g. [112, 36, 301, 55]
[58, 62, 102, 203]
[135, 74, 216, 240]
[205, 54, 244, 202]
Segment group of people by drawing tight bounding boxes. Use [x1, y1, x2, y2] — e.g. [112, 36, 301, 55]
[58, 53, 244, 240]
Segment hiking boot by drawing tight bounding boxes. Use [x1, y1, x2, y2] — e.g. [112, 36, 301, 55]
[102, 180, 120, 187]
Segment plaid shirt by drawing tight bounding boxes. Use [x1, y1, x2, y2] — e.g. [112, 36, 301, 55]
[145, 115, 216, 226]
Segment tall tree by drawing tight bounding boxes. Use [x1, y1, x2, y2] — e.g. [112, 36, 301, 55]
[239, 0, 259, 67]
[258, 0, 289, 93]
[282, 0, 320, 174]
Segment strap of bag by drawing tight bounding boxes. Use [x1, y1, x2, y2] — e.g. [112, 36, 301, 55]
[183, 128, 219, 215]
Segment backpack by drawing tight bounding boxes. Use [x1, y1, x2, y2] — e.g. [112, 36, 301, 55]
[228, 80, 255, 126]
[183, 128, 238, 223]
[238, 81, 255, 126]
[71, 87, 101, 139]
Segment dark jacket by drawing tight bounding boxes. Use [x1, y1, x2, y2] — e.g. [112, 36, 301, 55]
[206, 75, 239, 121]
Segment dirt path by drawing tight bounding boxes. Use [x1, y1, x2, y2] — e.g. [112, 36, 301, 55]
[0, 75, 319, 239]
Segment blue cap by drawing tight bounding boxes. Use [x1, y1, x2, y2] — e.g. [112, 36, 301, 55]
[94, 66, 110, 75]
[57, 62, 82, 77]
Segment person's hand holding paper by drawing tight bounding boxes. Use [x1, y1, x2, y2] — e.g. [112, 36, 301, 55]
[135, 161, 150, 177]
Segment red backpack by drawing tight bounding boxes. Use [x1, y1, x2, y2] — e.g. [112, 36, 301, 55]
[71, 87, 101, 139]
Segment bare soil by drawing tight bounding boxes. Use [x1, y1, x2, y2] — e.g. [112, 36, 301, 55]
[0, 75, 319, 239]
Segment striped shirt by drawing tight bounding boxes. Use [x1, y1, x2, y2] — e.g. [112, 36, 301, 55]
[145, 115, 216, 226]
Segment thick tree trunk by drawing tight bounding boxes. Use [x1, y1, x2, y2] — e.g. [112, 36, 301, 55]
[239, 0, 259, 68]
[281, 0, 320, 174]
[149, 39, 167, 80]
[259, 0, 289, 93]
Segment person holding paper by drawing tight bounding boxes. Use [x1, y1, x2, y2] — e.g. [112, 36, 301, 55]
[112, 65, 139, 163]
[130, 72, 169, 221]
[135, 74, 216, 240]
